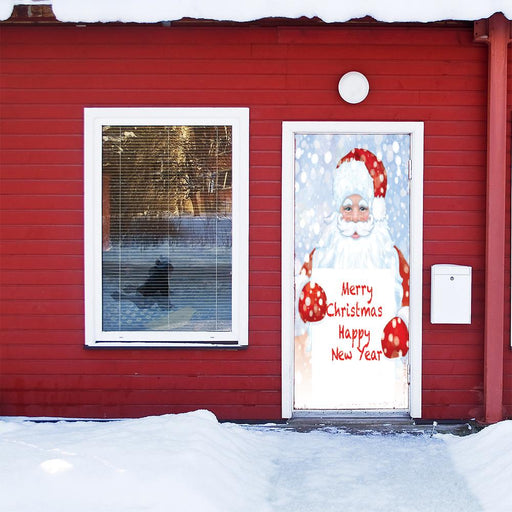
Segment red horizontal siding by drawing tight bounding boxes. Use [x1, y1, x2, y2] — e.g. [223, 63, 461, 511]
[1, 285, 84, 300]
[1, 240, 83, 255]
[0, 403, 282, 421]
[1, 374, 282, 391]
[0, 21, 497, 421]
[0, 360, 283, 378]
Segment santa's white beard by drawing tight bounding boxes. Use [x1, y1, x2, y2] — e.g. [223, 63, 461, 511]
[336, 214, 375, 238]
[313, 215, 404, 311]
[315, 215, 394, 268]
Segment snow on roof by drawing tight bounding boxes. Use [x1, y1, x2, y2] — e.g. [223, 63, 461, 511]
[1, 0, 511, 23]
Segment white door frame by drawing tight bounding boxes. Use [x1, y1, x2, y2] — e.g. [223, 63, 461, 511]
[281, 121, 424, 418]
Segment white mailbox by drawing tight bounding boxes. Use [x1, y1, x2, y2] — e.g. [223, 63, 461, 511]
[431, 264, 472, 324]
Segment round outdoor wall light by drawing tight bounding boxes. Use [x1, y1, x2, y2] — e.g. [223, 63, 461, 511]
[338, 71, 370, 104]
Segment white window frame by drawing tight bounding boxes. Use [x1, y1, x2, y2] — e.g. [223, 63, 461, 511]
[281, 121, 424, 418]
[84, 107, 249, 348]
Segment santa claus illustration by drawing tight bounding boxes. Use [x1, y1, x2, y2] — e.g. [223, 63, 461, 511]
[296, 148, 410, 361]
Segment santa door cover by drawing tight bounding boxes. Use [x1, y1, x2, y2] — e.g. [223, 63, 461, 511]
[294, 134, 411, 410]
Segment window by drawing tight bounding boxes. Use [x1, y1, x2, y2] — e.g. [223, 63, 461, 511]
[84, 108, 249, 347]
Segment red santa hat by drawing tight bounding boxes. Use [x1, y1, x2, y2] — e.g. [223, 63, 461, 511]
[334, 148, 387, 221]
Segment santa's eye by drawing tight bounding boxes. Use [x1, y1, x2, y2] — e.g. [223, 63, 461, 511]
[343, 205, 352, 212]
[359, 205, 367, 212]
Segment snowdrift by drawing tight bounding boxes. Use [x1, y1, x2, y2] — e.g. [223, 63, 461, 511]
[0, 411, 510, 511]
[445, 420, 512, 512]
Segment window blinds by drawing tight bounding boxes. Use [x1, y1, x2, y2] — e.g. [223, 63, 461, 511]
[101, 125, 233, 334]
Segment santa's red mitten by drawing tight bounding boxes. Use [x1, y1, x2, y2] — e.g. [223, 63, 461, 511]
[381, 316, 409, 358]
[298, 281, 327, 323]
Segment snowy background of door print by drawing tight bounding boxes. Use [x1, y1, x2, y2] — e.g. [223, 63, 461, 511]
[294, 133, 410, 410]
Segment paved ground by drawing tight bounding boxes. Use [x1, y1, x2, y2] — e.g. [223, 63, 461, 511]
[253, 419, 482, 512]
[247, 417, 480, 436]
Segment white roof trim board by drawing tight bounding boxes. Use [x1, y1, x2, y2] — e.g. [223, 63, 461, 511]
[1, 0, 511, 23]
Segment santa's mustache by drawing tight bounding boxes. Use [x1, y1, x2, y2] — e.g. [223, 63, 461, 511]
[336, 214, 375, 237]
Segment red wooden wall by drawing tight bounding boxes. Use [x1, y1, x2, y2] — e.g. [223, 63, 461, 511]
[0, 20, 509, 421]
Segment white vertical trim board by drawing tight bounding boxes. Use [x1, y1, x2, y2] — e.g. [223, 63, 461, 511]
[281, 125, 296, 418]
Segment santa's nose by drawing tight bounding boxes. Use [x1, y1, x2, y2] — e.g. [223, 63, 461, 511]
[350, 210, 365, 222]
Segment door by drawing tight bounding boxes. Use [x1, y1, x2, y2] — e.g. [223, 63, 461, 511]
[282, 122, 423, 416]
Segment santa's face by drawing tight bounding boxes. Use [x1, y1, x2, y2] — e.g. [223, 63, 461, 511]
[338, 194, 372, 239]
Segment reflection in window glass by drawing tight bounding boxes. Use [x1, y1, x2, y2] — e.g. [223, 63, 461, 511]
[101, 125, 233, 333]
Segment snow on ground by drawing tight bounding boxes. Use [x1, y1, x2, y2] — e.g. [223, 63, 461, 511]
[1, 410, 510, 512]
[446, 420, 512, 512]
